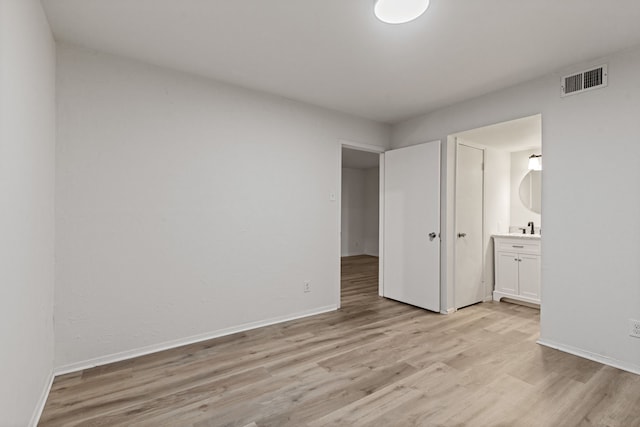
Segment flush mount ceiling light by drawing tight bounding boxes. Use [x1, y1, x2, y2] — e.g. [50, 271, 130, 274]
[374, 0, 430, 24]
[528, 154, 542, 171]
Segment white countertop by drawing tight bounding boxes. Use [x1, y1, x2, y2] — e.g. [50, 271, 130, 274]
[493, 233, 541, 240]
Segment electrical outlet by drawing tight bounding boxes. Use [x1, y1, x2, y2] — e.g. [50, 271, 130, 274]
[303, 280, 311, 293]
[630, 319, 640, 338]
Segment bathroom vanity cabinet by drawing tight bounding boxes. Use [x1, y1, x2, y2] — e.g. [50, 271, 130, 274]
[493, 235, 541, 305]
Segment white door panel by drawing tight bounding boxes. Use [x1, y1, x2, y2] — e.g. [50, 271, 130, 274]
[383, 141, 440, 312]
[455, 143, 484, 309]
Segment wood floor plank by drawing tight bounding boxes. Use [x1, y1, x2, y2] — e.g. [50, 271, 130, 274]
[39, 255, 640, 426]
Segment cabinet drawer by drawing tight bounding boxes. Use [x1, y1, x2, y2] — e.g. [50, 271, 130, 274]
[495, 239, 540, 255]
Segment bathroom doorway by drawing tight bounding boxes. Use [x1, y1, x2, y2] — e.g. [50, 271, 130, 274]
[451, 114, 542, 311]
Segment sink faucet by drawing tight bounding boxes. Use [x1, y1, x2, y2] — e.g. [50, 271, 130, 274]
[527, 221, 535, 235]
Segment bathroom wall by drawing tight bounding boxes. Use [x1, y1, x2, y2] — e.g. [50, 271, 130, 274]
[483, 148, 511, 298]
[511, 148, 542, 230]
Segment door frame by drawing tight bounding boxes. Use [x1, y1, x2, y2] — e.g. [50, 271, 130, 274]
[337, 140, 386, 308]
[453, 139, 486, 310]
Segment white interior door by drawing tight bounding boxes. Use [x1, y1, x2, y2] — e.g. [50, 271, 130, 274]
[455, 143, 484, 309]
[383, 141, 440, 312]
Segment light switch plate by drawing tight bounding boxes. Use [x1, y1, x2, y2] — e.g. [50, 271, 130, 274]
[630, 319, 640, 338]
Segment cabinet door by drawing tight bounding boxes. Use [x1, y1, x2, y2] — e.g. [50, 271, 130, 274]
[496, 252, 519, 295]
[518, 254, 540, 300]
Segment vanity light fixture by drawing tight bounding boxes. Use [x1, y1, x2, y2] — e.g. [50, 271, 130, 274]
[374, 0, 430, 24]
[528, 154, 542, 171]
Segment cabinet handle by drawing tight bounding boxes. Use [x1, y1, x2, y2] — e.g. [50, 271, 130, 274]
[512, 245, 524, 248]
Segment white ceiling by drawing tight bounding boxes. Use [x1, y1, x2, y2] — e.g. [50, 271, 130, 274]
[342, 148, 380, 169]
[454, 114, 541, 152]
[42, 0, 640, 124]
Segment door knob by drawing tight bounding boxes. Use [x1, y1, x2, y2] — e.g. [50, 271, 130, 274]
[457, 232, 467, 238]
[428, 232, 438, 241]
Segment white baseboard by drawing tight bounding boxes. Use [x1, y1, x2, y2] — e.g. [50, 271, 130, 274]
[30, 369, 54, 427]
[537, 338, 640, 376]
[54, 305, 338, 376]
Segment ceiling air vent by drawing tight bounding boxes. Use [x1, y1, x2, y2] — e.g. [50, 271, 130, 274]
[561, 64, 607, 97]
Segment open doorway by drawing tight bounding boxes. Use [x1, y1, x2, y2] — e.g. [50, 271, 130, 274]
[450, 114, 542, 311]
[339, 144, 382, 309]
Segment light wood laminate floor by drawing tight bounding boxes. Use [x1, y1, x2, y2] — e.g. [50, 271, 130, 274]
[40, 255, 640, 426]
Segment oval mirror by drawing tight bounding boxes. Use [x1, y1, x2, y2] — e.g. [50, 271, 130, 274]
[519, 170, 541, 214]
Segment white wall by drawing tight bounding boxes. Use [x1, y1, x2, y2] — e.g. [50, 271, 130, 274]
[0, 0, 56, 424]
[483, 148, 511, 298]
[393, 46, 640, 373]
[510, 148, 542, 229]
[55, 45, 390, 369]
[363, 167, 379, 256]
[341, 167, 379, 257]
[341, 168, 366, 256]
